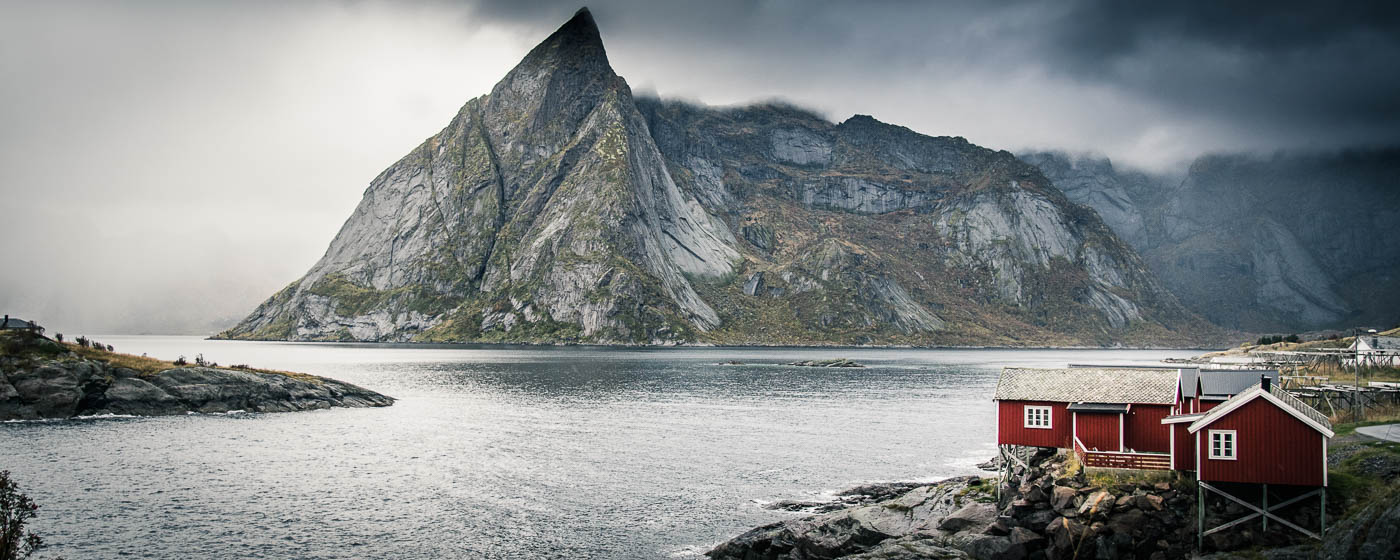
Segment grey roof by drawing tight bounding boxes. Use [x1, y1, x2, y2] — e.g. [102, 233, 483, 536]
[1366, 336, 1400, 351]
[995, 368, 1178, 404]
[0, 317, 37, 328]
[1180, 368, 1199, 397]
[1067, 402, 1131, 413]
[1199, 370, 1279, 397]
[1192, 385, 1332, 434]
[1269, 386, 1332, 430]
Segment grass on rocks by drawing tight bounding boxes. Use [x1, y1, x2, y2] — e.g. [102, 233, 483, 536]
[1326, 414, 1400, 517]
[2, 330, 319, 382]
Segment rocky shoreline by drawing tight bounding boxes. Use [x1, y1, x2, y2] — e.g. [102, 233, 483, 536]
[0, 332, 393, 420]
[708, 449, 1399, 560]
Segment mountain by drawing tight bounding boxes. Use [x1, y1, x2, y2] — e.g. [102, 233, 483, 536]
[217, 8, 1212, 346]
[1022, 150, 1400, 332]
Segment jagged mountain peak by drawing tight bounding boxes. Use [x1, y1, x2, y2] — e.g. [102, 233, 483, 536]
[485, 5, 620, 147]
[218, 8, 1216, 347]
[503, 6, 610, 80]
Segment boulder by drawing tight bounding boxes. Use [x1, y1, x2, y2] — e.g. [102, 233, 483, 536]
[1078, 491, 1114, 517]
[1051, 486, 1077, 510]
[1135, 494, 1165, 511]
[743, 271, 766, 296]
[1007, 526, 1044, 549]
[1044, 516, 1086, 555]
[97, 377, 184, 416]
[948, 533, 1022, 560]
[8, 363, 84, 417]
[1025, 485, 1047, 504]
[841, 537, 971, 559]
[939, 503, 997, 532]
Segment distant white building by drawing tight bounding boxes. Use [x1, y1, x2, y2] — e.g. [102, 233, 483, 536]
[1349, 334, 1400, 368]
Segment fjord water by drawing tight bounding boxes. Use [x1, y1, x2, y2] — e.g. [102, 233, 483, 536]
[2, 338, 1199, 558]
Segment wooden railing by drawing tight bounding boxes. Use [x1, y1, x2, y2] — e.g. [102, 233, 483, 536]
[1074, 437, 1172, 470]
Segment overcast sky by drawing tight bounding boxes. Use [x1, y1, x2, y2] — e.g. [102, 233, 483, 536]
[3, 0, 1398, 335]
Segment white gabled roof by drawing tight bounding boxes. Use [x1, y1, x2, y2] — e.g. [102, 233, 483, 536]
[1162, 413, 1204, 424]
[1187, 385, 1334, 437]
[994, 368, 1177, 404]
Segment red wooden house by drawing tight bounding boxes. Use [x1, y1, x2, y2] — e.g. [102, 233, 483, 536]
[1184, 377, 1333, 542]
[1185, 369, 1281, 413]
[1185, 378, 1333, 486]
[995, 368, 1178, 470]
[1166, 368, 1281, 470]
[997, 367, 1334, 542]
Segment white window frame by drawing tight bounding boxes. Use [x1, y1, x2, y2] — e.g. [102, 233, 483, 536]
[1208, 429, 1236, 460]
[1024, 405, 1052, 429]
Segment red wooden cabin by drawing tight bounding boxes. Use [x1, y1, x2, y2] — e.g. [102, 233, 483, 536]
[1165, 368, 1281, 471]
[1187, 379, 1333, 486]
[995, 368, 1178, 470]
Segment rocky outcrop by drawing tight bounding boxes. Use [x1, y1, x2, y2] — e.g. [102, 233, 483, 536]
[1021, 150, 1400, 332]
[788, 358, 864, 368]
[709, 450, 1201, 560]
[219, 9, 1215, 347]
[1318, 489, 1400, 559]
[0, 335, 392, 420]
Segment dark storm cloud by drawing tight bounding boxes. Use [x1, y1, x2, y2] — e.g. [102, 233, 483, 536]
[1043, 0, 1400, 138]
[462, 0, 1400, 151]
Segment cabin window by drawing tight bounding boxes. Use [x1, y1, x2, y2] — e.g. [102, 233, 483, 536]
[1209, 430, 1236, 460]
[1024, 406, 1052, 429]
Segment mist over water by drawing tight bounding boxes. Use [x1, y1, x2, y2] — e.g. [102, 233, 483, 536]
[2, 338, 1199, 558]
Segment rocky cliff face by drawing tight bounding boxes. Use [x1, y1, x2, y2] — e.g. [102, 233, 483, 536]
[218, 9, 1211, 346]
[1022, 150, 1400, 332]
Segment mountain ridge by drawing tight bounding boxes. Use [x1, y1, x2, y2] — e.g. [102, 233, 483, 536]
[1022, 149, 1400, 332]
[217, 9, 1219, 347]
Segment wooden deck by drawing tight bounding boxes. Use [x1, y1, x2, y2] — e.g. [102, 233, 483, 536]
[1074, 437, 1172, 470]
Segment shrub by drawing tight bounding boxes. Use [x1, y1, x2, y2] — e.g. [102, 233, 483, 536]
[53, 334, 62, 343]
[173, 355, 187, 366]
[0, 470, 46, 560]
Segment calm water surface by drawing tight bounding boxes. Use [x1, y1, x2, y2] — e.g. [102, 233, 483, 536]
[1, 337, 1200, 558]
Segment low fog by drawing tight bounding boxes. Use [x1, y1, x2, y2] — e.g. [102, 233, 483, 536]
[3, 0, 1397, 335]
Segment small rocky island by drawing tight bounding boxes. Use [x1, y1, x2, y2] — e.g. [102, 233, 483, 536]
[788, 358, 865, 368]
[0, 330, 393, 420]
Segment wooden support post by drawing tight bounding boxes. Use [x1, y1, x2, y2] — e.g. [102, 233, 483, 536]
[1199, 482, 1322, 541]
[1262, 483, 1268, 532]
[1197, 481, 1204, 550]
[1321, 487, 1326, 537]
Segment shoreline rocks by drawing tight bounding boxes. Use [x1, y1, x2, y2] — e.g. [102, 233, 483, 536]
[1, 336, 393, 420]
[707, 450, 1198, 560]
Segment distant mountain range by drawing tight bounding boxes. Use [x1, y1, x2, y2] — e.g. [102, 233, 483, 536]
[1023, 150, 1400, 333]
[217, 8, 1394, 346]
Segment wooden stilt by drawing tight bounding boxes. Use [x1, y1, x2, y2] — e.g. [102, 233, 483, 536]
[1197, 482, 1204, 550]
[1198, 482, 1323, 541]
